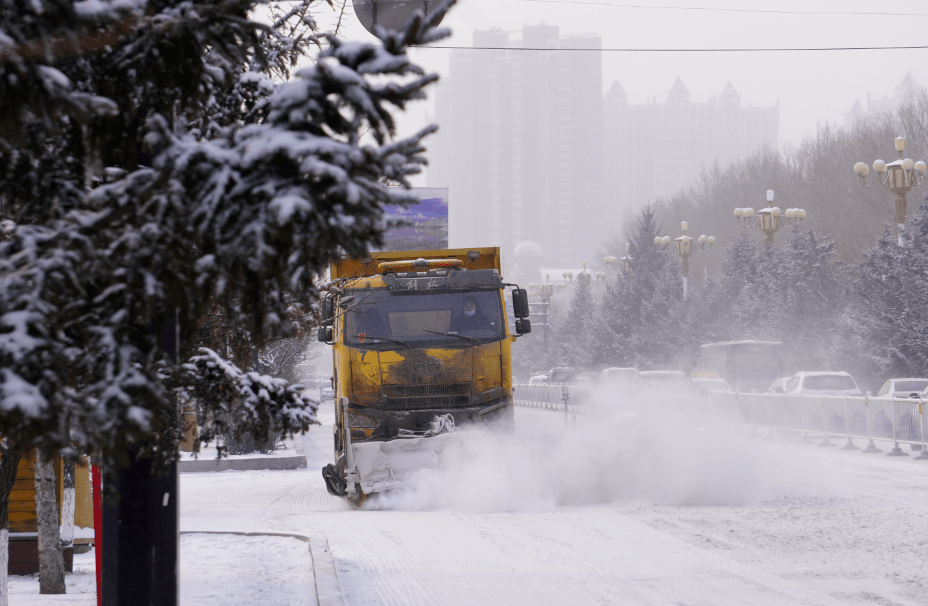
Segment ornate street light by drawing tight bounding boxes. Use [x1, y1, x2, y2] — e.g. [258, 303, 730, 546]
[734, 189, 805, 248]
[854, 136, 928, 246]
[605, 243, 632, 274]
[528, 275, 557, 350]
[564, 261, 600, 286]
[655, 221, 715, 298]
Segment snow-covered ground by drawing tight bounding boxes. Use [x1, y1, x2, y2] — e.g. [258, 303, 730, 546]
[8, 534, 316, 606]
[11, 392, 928, 605]
[182, 397, 928, 605]
[178, 434, 303, 461]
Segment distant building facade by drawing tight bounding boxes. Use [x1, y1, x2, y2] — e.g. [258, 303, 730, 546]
[429, 27, 778, 271]
[428, 25, 604, 274]
[844, 73, 919, 128]
[603, 78, 779, 229]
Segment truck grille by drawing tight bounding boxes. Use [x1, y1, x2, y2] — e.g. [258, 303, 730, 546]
[382, 383, 472, 398]
[381, 395, 472, 410]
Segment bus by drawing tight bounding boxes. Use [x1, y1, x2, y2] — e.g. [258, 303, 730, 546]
[698, 341, 786, 392]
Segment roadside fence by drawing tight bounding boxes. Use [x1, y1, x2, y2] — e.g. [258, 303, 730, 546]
[512, 383, 584, 426]
[714, 391, 928, 457]
[512, 384, 928, 457]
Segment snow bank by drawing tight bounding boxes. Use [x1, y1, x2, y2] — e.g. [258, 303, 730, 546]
[365, 386, 798, 512]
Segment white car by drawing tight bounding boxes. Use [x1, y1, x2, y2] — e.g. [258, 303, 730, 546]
[528, 373, 548, 385]
[784, 372, 862, 396]
[600, 367, 638, 385]
[877, 378, 928, 399]
[766, 377, 792, 394]
[691, 377, 732, 395]
[636, 370, 693, 393]
[319, 387, 335, 401]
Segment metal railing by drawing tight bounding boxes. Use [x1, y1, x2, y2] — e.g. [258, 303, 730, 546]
[513, 384, 928, 457]
[712, 391, 928, 456]
[512, 383, 584, 426]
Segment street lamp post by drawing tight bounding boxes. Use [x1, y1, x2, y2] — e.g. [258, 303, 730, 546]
[605, 244, 632, 274]
[528, 274, 557, 351]
[734, 189, 806, 247]
[655, 221, 715, 298]
[564, 261, 604, 287]
[854, 136, 928, 246]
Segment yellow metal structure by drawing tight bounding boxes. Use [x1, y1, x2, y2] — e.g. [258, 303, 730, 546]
[322, 247, 523, 501]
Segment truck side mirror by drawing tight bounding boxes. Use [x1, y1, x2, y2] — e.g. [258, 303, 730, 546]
[516, 318, 531, 335]
[512, 288, 530, 318]
[317, 327, 332, 343]
[321, 296, 334, 326]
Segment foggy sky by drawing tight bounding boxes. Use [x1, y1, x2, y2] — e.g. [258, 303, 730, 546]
[319, 0, 928, 177]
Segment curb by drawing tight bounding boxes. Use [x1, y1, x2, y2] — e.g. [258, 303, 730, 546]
[179, 432, 309, 472]
[309, 537, 347, 606]
[179, 455, 307, 472]
[180, 531, 346, 606]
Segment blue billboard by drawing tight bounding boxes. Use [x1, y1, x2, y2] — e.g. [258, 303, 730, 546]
[383, 187, 449, 250]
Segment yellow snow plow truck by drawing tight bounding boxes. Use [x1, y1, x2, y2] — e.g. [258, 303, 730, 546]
[318, 247, 531, 504]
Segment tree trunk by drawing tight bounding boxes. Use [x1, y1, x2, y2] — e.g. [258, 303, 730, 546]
[34, 450, 66, 594]
[0, 446, 24, 606]
[60, 459, 75, 552]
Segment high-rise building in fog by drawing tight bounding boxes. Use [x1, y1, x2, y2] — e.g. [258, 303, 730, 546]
[429, 29, 779, 270]
[428, 25, 604, 271]
[844, 73, 918, 128]
[602, 78, 779, 229]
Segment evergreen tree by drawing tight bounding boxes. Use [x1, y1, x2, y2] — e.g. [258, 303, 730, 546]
[846, 204, 928, 386]
[554, 275, 596, 369]
[592, 206, 680, 369]
[0, 1, 456, 596]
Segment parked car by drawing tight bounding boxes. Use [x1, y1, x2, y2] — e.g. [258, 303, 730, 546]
[636, 370, 693, 393]
[600, 367, 638, 386]
[877, 378, 928, 399]
[319, 386, 335, 401]
[691, 376, 732, 395]
[784, 371, 862, 396]
[766, 377, 792, 394]
[528, 373, 548, 385]
[546, 367, 576, 384]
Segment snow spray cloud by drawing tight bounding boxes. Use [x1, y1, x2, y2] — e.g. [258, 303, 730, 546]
[365, 385, 783, 512]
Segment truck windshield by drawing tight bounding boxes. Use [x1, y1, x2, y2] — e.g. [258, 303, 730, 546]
[344, 289, 505, 349]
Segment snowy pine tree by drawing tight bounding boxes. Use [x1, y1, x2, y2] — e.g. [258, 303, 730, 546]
[592, 206, 681, 369]
[0, 1, 456, 596]
[846, 204, 928, 385]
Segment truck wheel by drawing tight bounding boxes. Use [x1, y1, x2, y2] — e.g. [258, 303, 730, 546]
[322, 463, 347, 496]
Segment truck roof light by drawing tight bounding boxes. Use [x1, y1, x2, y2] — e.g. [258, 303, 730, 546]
[378, 258, 464, 273]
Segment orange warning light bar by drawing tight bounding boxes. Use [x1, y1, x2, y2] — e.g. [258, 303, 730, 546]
[378, 258, 464, 273]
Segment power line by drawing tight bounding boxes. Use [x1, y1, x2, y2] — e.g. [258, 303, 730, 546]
[514, 0, 928, 17]
[414, 44, 928, 53]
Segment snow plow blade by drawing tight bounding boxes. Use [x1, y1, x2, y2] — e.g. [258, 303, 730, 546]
[348, 432, 461, 495]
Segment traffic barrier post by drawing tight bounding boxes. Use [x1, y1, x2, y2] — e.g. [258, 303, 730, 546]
[841, 393, 859, 450]
[887, 393, 908, 456]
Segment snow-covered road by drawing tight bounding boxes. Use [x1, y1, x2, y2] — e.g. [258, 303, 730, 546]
[180, 402, 928, 606]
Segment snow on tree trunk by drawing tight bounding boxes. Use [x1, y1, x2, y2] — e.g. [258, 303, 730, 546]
[34, 451, 65, 594]
[0, 447, 24, 606]
[59, 460, 75, 551]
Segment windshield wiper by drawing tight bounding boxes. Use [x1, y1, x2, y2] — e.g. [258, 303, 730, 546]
[422, 330, 481, 344]
[358, 335, 411, 348]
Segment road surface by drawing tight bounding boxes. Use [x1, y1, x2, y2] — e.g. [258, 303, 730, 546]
[180, 398, 928, 605]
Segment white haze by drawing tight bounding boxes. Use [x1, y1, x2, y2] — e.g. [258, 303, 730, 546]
[363, 386, 815, 512]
